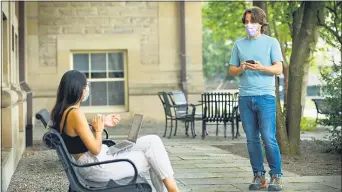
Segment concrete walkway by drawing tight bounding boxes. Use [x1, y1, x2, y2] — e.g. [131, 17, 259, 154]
[8, 123, 341, 192]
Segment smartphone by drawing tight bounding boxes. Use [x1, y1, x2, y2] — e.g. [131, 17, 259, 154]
[246, 60, 256, 64]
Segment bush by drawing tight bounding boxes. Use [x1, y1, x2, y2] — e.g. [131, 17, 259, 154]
[320, 62, 342, 153]
[300, 117, 317, 131]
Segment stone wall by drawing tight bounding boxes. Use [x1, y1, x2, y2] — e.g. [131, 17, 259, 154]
[37, 2, 159, 67]
[26, 2, 205, 121]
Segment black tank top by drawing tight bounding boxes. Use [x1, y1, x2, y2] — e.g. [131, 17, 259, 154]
[61, 107, 88, 154]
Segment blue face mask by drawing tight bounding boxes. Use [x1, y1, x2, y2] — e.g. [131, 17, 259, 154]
[82, 85, 90, 102]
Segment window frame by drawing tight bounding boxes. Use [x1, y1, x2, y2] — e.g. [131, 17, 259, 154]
[70, 50, 128, 112]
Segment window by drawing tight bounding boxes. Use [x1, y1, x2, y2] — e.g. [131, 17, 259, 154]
[72, 52, 126, 109]
[2, 12, 8, 86]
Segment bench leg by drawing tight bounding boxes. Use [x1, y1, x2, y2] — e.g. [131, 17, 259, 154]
[185, 121, 189, 136]
[202, 121, 206, 139]
[316, 113, 318, 123]
[174, 120, 178, 136]
[231, 120, 235, 140]
[163, 118, 168, 137]
[169, 119, 173, 138]
[191, 120, 196, 138]
[235, 117, 240, 138]
[216, 122, 219, 136]
[224, 122, 227, 138]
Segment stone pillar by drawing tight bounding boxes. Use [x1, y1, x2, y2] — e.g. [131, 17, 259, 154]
[1, 89, 19, 148]
[15, 89, 27, 132]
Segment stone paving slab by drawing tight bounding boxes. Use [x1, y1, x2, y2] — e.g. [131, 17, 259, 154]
[174, 167, 247, 173]
[233, 182, 341, 192]
[171, 160, 226, 165]
[184, 184, 243, 192]
[9, 125, 341, 192]
[161, 136, 341, 192]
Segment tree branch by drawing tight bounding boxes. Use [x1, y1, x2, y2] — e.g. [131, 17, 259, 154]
[317, 19, 342, 45]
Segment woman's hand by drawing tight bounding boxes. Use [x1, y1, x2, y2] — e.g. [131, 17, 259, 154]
[92, 114, 105, 132]
[104, 114, 121, 127]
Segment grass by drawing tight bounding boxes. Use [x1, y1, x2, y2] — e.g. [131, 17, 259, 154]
[300, 117, 317, 131]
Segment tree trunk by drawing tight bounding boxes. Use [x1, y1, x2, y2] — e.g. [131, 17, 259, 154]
[286, 1, 323, 155]
[253, 1, 267, 12]
[270, 4, 291, 154]
[254, 1, 291, 154]
[271, 15, 289, 111]
[275, 77, 290, 154]
[301, 25, 320, 115]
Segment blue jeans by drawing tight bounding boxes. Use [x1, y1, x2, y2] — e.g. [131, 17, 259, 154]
[238, 95, 282, 176]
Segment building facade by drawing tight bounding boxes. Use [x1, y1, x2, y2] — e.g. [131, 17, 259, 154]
[1, 2, 204, 191]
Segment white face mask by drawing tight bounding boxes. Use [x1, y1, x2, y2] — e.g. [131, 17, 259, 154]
[245, 23, 260, 37]
[82, 85, 90, 102]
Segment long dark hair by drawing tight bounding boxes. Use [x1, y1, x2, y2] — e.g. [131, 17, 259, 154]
[241, 6, 268, 34]
[51, 70, 87, 130]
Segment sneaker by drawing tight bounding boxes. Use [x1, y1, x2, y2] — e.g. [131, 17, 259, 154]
[249, 172, 267, 190]
[268, 174, 283, 191]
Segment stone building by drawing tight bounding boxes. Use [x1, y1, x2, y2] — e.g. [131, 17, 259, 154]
[1, 2, 204, 191]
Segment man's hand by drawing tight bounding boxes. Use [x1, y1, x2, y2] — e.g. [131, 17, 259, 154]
[245, 61, 264, 71]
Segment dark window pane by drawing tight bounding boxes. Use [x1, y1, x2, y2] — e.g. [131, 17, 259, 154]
[109, 72, 124, 78]
[108, 81, 125, 105]
[73, 54, 89, 78]
[90, 82, 107, 106]
[91, 53, 106, 78]
[108, 53, 124, 78]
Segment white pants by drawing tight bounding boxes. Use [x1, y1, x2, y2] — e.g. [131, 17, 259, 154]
[76, 135, 174, 192]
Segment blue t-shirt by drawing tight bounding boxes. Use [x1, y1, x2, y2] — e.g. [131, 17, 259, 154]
[229, 34, 283, 96]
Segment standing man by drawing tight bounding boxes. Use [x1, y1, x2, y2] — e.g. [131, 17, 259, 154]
[229, 7, 283, 191]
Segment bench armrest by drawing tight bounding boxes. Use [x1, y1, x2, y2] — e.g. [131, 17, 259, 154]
[71, 158, 138, 184]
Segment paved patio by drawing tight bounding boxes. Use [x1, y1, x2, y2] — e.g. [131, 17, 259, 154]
[7, 122, 341, 192]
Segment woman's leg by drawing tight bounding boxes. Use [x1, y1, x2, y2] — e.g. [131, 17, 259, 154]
[130, 135, 179, 192]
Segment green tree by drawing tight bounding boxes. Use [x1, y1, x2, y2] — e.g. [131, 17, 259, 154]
[202, 2, 250, 83]
[203, 1, 325, 155]
[202, 28, 233, 81]
[318, 1, 342, 153]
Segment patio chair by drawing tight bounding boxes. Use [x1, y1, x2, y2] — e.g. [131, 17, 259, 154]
[43, 129, 152, 192]
[168, 91, 202, 137]
[157, 92, 195, 138]
[35, 108, 116, 147]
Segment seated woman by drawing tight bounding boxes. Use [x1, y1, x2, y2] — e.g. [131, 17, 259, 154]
[50, 70, 180, 192]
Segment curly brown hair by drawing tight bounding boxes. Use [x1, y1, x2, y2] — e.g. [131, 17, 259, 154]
[241, 7, 268, 34]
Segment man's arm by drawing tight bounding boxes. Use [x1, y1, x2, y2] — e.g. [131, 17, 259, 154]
[228, 42, 243, 77]
[259, 61, 283, 75]
[229, 64, 245, 77]
[246, 61, 282, 75]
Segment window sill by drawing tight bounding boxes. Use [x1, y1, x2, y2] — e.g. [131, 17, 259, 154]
[81, 105, 127, 113]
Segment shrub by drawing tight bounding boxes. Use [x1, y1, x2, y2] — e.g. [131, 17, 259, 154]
[320, 62, 342, 153]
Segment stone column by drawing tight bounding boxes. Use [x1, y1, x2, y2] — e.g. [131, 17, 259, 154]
[1, 89, 19, 148]
[15, 88, 27, 132]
